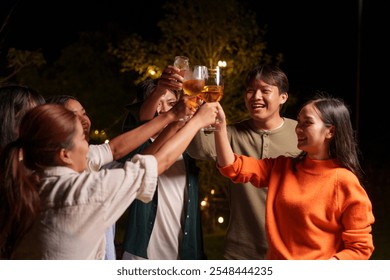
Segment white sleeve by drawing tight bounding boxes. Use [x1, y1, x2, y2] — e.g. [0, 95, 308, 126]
[87, 143, 114, 171]
[128, 154, 158, 202]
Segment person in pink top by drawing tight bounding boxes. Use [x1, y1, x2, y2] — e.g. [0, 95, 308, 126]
[213, 93, 375, 260]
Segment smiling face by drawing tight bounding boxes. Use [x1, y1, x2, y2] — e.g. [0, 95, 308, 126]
[151, 90, 178, 139]
[244, 79, 287, 129]
[295, 102, 334, 160]
[156, 90, 178, 115]
[64, 99, 91, 142]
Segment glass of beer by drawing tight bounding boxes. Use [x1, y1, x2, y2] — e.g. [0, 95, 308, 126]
[181, 65, 208, 121]
[199, 66, 223, 131]
[174, 56, 190, 77]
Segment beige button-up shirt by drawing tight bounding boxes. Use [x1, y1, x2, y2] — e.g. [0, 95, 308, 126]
[13, 145, 157, 260]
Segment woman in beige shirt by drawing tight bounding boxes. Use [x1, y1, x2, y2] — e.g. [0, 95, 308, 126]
[0, 101, 218, 259]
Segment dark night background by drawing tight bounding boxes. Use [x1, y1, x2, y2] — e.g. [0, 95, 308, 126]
[2, 0, 389, 259]
[3, 1, 388, 160]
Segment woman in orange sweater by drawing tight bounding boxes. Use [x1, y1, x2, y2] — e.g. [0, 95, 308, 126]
[213, 94, 375, 260]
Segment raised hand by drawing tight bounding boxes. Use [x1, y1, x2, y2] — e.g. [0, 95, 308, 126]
[169, 96, 196, 122]
[191, 102, 220, 129]
[157, 65, 184, 93]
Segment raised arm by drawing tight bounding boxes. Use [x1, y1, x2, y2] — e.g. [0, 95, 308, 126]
[141, 97, 192, 155]
[142, 121, 184, 155]
[214, 103, 235, 167]
[154, 102, 219, 175]
[139, 65, 183, 121]
[108, 99, 188, 160]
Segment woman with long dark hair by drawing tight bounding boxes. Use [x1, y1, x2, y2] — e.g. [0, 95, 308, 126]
[213, 94, 375, 259]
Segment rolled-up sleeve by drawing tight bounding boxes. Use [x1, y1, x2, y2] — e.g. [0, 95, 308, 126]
[130, 154, 158, 203]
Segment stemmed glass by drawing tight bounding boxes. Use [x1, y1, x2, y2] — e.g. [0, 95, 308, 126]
[199, 66, 224, 131]
[174, 56, 190, 77]
[181, 65, 208, 120]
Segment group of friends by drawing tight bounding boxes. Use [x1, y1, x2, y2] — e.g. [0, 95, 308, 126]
[0, 64, 375, 260]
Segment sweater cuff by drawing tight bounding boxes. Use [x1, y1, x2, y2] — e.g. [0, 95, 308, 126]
[217, 154, 239, 177]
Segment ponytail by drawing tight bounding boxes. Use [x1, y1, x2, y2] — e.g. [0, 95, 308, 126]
[0, 140, 40, 259]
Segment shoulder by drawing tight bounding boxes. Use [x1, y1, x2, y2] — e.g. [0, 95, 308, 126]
[336, 167, 360, 183]
[278, 118, 298, 138]
[230, 119, 251, 127]
[334, 168, 367, 194]
[283, 118, 298, 126]
[227, 119, 252, 133]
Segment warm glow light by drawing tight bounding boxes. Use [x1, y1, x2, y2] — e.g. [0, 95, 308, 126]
[94, 130, 99, 135]
[218, 60, 227, 68]
[149, 69, 156, 76]
[200, 200, 207, 207]
[104, 139, 110, 144]
[210, 189, 215, 195]
[218, 216, 224, 224]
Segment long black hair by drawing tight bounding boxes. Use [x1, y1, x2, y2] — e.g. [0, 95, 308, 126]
[293, 93, 364, 183]
[0, 85, 45, 152]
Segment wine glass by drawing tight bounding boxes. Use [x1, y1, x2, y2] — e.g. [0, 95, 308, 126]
[174, 56, 190, 77]
[199, 66, 223, 131]
[182, 65, 208, 116]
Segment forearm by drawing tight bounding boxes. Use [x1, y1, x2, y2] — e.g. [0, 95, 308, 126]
[109, 112, 174, 160]
[142, 121, 184, 155]
[139, 88, 165, 121]
[214, 124, 235, 167]
[154, 118, 203, 175]
[154, 102, 218, 175]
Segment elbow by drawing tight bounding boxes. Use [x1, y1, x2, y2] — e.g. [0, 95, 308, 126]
[157, 160, 168, 175]
[155, 153, 170, 175]
[109, 143, 121, 161]
[111, 149, 120, 161]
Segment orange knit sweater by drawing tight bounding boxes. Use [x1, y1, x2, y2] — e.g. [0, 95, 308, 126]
[218, 154, 375, 260]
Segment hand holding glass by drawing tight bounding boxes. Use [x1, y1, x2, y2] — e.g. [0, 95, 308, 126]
[182, 65, 208, 117]
[200, 66, 223, 131]
[174, 56, 190, 77]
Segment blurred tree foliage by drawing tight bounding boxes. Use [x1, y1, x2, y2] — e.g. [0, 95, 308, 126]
[37, 31, 135, 141]
[109, 0, 284, 197]
[0, 48, 46, 84]
[1, 1, 137, 139]
[1, 0, 288, 199]
[109, 0, 284, 123]
[2, 28, 135, 141]
[0, 2, 46, 84]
